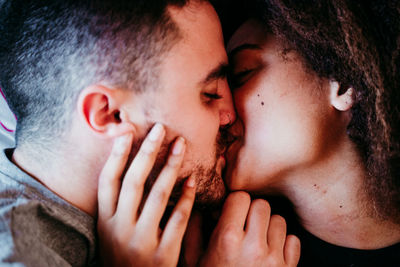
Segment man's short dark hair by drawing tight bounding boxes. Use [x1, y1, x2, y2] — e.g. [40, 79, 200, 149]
[0, 0, 191, 147]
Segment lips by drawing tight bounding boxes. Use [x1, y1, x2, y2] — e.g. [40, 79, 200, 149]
[224, 118, 244, 160]
[229, 117, 244, 138]
[225, 137, 241, 160]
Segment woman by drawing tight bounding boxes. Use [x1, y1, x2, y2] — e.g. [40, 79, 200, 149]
[222, 0, 400, 265]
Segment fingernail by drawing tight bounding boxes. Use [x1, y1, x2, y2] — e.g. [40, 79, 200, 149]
[172, 137, 185, 155]
[148, 123, 164, 141]
[186, 176, 196, 188]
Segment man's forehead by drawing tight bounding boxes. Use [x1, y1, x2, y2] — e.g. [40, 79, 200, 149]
[167, 1, 215, 30]
[158, 47, 228, 94]
[160, 1, 228, 89]
[168, 0, 224, 46]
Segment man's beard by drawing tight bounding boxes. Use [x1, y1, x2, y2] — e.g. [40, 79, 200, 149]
[170, 160, 226, 209]
[129, 133, 229, 208]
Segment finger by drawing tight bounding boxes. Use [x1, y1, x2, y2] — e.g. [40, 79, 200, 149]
[98, 133, 134, 220]
[284, 235, 301, 267]
[216, 191, 251, 231]
[245, 199, 271, 243]
[159, 177, 196, 263]
[267, 215, 287, 252]
[137, 137, 186, 233]
[115, 123, 165, 223]
[182, 211, 204, 267]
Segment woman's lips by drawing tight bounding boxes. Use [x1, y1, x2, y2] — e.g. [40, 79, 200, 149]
[225, 137, 242, 161]
[219, 154, 226, 166]
[221, 117, 245, 179]
[216, 154, 226, 176]
[224, 118, 245, 161]
[223, 137, 243, 186]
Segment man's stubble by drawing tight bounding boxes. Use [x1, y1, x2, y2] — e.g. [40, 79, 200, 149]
[129, 134, 228, 209]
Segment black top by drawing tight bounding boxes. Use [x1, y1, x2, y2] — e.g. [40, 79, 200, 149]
[268, 197, 400, 267]
[294, 222, 400, 267]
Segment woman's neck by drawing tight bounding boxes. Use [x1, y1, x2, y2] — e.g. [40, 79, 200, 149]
[282, 139, 400, 249]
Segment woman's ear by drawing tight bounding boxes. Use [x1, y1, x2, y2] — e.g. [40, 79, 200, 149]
[77, 84, 136, 138]
[329, 80, 354, 111]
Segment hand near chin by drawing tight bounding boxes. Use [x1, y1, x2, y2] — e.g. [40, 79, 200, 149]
[97, 124, 196, 267]
[198, 192, 301, 267]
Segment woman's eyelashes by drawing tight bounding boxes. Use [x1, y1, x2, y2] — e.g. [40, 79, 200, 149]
[229, 68, 255, 89]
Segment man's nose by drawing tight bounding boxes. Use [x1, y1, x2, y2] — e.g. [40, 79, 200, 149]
[219, 83, 236, 127]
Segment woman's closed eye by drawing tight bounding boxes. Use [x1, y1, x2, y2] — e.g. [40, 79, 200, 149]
[229, 68, 256, 89]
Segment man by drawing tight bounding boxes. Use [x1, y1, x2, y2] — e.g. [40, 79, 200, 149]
[0, 0, 300, 266]
[0, 0, 235, 265]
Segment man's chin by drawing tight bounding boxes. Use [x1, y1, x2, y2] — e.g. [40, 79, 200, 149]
[194, 173, 227, 209]
[168, 173, 227, 210]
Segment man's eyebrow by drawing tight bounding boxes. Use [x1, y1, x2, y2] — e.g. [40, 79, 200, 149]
[228, 43, 262, 58]
[201, 62, 230, 85]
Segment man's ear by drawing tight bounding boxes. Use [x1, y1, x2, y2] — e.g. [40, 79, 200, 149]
[77, 84, 136, 138]
[329, 80, 354, 111]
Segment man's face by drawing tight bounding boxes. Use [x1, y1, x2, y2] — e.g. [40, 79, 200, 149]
[126, 1, 235, 205]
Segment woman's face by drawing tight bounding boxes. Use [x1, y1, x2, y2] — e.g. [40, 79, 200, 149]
[225, 20, 343, 193]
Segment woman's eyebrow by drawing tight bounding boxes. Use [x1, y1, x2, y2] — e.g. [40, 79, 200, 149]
[228, 44, 262, 58]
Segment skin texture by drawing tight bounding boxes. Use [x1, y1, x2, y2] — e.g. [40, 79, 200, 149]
[224, 19, 400, 249]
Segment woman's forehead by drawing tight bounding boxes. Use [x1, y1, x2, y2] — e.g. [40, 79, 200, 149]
[227, 19, 267, 53]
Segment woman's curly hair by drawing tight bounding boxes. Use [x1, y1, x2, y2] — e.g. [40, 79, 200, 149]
[218, 0, 400, 221]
